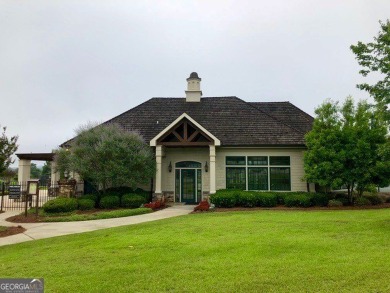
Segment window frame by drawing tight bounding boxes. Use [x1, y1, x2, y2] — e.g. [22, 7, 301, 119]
[225, 155, 291, 191]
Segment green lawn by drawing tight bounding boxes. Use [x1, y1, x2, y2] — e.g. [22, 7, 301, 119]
[1, 209, 390, 292]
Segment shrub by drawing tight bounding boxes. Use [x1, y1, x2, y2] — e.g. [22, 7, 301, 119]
[144, 199, 165, 209]
[354, 197, 372, 206]
[100, 191, 121, 198]
[78, 199, 95, 210]
[121, 194, 146, 208]
[79, 194, 98, 203]
[210, 191, 237, 208]
[284, 194, 312, 207]
[105, 186, 135, 197]
[365, 195, 383, 205]
[275, 192, 289, 205]
[334, 193, 350, 205]
[386, 197, 390, 203]
[133, 188, 145, 194]
[99, 196, 120, 209]
[310, 193, 330, 207]
[328, 199, 343, 207]
[194, 200, 210, 211]
[254, 192, 278, 207]
[236, 191, 257, 207]
[43, 197, 78, 213]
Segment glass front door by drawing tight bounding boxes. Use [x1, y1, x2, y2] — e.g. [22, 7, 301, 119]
[175, 161, 202, 204]
[181, 169, 196, 203]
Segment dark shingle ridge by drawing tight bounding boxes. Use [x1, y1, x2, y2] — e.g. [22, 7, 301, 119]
[62, 96, 311, 147]
[259, 101, 314, 121]
[249, 101, 313, 134]
[245, 100, 309, 135]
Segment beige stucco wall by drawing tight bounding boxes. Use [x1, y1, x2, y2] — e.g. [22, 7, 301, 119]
[215, 147, 308, 192]
[160, 146, 309, 194]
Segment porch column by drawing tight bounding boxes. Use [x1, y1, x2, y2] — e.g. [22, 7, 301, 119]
[18, 159, 31, 183]
[50, 161, 60, 184]
[155, 145, 164, 195]
[209, 145, 216, 194]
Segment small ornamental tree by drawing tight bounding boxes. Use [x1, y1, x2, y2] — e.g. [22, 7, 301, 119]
[54, 123, 155, 193]
[0, 125, 18, 176]
[304, 97, 390, 202]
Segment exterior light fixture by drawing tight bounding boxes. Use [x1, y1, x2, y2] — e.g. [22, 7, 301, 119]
[168, 162, 172, 172]
[205, 161, 208, 172]
[64, 170, 69, 179]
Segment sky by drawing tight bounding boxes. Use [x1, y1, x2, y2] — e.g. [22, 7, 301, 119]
[1, 0, 389, 166]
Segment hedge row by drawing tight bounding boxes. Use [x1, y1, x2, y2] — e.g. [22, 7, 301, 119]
[209, 190, 385, 208]
[95, 187, 150, 199]
[43, 193, 147, 213]
[79, 193, 147, 209]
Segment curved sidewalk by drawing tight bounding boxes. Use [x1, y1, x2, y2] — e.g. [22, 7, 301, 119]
[0, 205, 194, 247]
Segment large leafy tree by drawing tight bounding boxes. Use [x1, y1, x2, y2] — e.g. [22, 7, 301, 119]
[0, 167, 17, 182]
[304, 97, 390, 201]
[55, 123, 155, 192]
[0, 125, 18, 176]
[30, 163, 42, 179]
[41, 161, 51, 179]
[350, 20, 390, 110]
[304, 101, 344, 193]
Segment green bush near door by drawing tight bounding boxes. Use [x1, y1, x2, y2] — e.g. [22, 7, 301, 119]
[210, 190, 333, 208]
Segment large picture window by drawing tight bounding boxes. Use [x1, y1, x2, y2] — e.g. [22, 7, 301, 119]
[270, 167, 290, 191]
[226, 167, 246, 190]
[248, 168, 268, 190]
[226, 156, 291, 191]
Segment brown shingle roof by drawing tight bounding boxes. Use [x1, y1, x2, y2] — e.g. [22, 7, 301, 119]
[249, 101, 314, 134]
[62, 97, 313, 147]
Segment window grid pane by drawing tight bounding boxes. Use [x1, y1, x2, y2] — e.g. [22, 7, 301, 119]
[248, 167, 268, 190]
[175, 169, 180, 202]
[197, 169, 202, 201]
[175, 161, 201, 168]
[270, 167, 291, 191]
[248, 156, 268, 165]
[226, 156, 246, 165]
[270, 156, 290, 166]
[226, 167, 246, 190]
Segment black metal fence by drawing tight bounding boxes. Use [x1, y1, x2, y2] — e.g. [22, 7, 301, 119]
[0, 181, 85, 211]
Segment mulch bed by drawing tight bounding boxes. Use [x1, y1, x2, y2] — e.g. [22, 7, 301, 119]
[6, 214, 42, 223]
[0, 226, 26, 237]
[5, 209, 115, 223]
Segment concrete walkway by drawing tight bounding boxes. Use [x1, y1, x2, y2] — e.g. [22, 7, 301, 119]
[0, 205, 194, 247]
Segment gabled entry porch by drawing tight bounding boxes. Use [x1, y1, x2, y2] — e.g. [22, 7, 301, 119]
[150, 113, 220, 203]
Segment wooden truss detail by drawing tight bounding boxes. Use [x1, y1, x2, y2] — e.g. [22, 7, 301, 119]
[158, 119, 213, 146]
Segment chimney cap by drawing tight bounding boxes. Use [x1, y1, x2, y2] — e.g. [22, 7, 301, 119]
[187, 72, 201, 80]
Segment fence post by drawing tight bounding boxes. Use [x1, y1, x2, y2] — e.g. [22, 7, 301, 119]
[24, 195, 29, 217]
[35, 182, 40, 217]
[0, 182, 4, 212]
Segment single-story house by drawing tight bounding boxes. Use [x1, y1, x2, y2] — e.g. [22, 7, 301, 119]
[17, 72, 314, 204]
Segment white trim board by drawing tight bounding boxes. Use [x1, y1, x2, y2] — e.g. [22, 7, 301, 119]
[150, 113, 221, 146]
